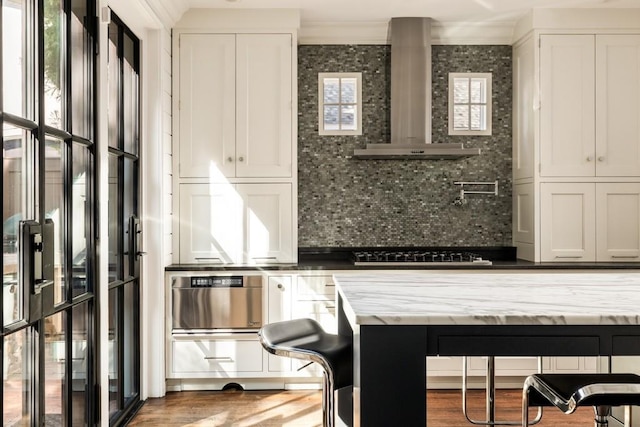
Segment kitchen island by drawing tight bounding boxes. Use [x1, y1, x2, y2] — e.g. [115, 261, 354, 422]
[334, 272, 640, 427]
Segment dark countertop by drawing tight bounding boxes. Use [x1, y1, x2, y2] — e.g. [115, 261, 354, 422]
[165, 246, 640, 271]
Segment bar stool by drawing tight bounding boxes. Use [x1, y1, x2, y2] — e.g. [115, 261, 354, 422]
[522, 373, 640, 427]
[258, 318, 352, 427]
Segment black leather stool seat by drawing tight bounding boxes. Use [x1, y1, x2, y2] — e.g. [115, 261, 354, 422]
[258, 318, 352, 427]
[522, 373, 640, 427]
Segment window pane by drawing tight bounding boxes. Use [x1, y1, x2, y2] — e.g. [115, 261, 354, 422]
[44, 136, 66, 305]
[122, 33, 138, 155]
[108, 154, 119, 281]
[470, 78, 486, 103]
[123, 281, 139, 401]
[341, 105, 356, 130]
[3, 124, 27, 325]
[71, 0, 93, 138]
[123, 159, 135, 278]
[3, 328, 33, 426]
[323, 78, 339, 103]
[453, 78, 469, 103]
[44, 311, 66, 425]
[71, 143, 90, 296]
[453, 105, 469, 130]
[470, 105, 486, 131]
[72, 303, 89, 424]
[341, 78, 357, 103]
[2, 0, 32, 119]
[323, 105, 339, 130]
[108, 23, 120, 149]
[44, 0, 64, 129]
[108, 288, 119, 417]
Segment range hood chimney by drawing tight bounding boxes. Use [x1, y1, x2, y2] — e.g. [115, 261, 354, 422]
[353, 17, 481, 160]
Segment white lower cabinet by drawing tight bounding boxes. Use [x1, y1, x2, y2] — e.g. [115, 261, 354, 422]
[166, 271, 601, 388]
[541, 182, 640, 262]
[171, 338, 264, 377]
[266, 276, 292, 373]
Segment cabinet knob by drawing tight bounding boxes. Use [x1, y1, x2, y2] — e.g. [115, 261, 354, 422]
[586, 156, 593, 162]
[598, 156, 605, 162]
[238, 156, 244, 162]
[277, 283, 283, 289]
[227, 157, 233, 162]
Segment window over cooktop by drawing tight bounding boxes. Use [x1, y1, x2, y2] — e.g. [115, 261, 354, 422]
[318, 72, 362, 136]
[448, 72, 492, 136]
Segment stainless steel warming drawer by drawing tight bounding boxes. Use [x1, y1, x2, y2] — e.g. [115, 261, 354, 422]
[171, 275, 263, 331]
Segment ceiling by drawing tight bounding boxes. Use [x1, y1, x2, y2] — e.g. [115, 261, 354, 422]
[184, 0, 640, 25]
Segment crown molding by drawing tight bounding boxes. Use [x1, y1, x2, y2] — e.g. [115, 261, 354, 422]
[299, 20, 515, 45]
[145, 0, 190, 29]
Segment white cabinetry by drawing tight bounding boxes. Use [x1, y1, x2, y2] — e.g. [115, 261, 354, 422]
[171, 338, 264, 377]
[539, 34, 640, 178]
[178, 183, 293, 264]
[173, 28, 297, 265]
[294, 275, 337, 334]
[267, 276, 292, 373]
[513, 28, 640, 262]
[177, 33, 293, 179]
[541, 183, 640, 262]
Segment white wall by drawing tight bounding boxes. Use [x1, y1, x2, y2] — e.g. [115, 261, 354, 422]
[96, 1, 181, 422]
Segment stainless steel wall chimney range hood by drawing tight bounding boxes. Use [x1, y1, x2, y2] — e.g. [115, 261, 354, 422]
[353, 17, 481, 160]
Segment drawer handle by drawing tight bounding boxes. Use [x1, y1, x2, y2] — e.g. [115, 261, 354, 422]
[252, 257, 277, 263]
[204, 356, 234, 362]
[554, 256, 582, 259]
[612, 255, 639, 259]
[194, 257, 224, 264]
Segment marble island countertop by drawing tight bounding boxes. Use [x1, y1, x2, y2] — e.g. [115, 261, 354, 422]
[333, 272, 640, 327]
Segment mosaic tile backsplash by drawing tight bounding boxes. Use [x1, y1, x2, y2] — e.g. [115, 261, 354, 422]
[298, 44, 513, 247]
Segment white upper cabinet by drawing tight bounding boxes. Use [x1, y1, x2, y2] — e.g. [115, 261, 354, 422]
[595, 35, 640, 177]
[512, 36, 535, 181]
[540, 34, 640, 177]
[178, 34, 236, 179]
[540, 35, 596, 177]
[178, 183, 294, 264]
[236, 34, 293, 178]
[177, 33, 293, 180]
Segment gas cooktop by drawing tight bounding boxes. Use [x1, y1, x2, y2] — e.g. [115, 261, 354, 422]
[352, 250, 492, 266]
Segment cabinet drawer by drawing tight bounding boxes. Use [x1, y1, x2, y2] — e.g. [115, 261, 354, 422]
[293, 301, 337, 334]
[172, 339, 263, 374]
[296, 276, 335, 300]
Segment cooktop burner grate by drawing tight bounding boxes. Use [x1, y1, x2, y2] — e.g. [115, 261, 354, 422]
[352, 250, 492, 266]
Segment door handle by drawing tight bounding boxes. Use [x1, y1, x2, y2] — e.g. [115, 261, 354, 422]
[20, 219, 55, 322]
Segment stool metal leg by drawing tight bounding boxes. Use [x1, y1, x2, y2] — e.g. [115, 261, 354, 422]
[464, 357, 543, 426]
[594, 405, 611, 427]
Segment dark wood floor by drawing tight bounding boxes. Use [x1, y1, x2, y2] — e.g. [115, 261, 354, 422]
[127, 389, 595, 426]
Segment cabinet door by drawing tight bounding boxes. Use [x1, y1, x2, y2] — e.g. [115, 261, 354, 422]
[540, 183, 596, 262]
[596, 183, 640, 261]
[513, 183, 535, 261]
[595, 35, 640, 177]
[240, 183, 293, 264]
[267, 276, 292, 372]
[513, 36, 535, 180]
[236, 34, 293, 178]
[178, 34, 236, 178]
[540, 35, 595, 177]
[178, 183, 242, 263]
[171, 339, 263, 376]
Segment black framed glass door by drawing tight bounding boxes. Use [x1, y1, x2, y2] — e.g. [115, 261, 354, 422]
[106, 11, 141, 426]
[2, 0, 98, 425]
